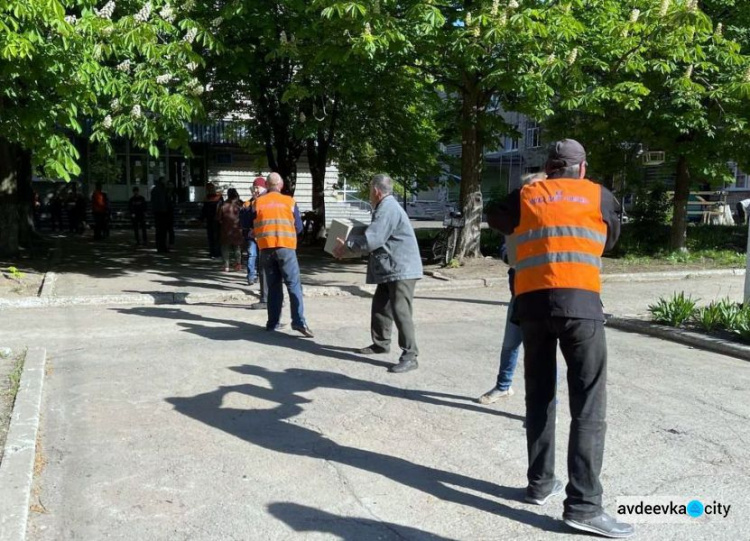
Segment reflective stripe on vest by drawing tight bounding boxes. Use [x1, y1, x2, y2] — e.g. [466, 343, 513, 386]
[253, 192, 298, 250]
[514, 179, 606, 295]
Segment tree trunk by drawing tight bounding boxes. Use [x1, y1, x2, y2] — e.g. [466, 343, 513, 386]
[670, 154, 690, 251]
[306, 130, 328, 227]
[0, 138, 21, 257]
[456, 81, 484, 259]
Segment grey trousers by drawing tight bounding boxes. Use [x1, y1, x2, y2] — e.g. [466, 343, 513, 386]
[371, 279, 419, 361]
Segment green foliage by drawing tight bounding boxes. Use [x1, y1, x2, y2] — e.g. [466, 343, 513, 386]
[2, 266, 24, 281]
[649, 292, 699, 326]
[614, 224, 746, 260]
[628, 187, 673, 226]
[694, 301, 726, 332]
[1, 0, 216, 179]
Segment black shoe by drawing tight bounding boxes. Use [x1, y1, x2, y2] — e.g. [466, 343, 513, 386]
[357, 345, 390, 355]
[389, 358, 418, 373]
[266, 323, 287, 331]
[251, 302, 267, 310]
[292, 325, 314, 338]
[564, 513, 635, 539]
[525, 479, 564, 505]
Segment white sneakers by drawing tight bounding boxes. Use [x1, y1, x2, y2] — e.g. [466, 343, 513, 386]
[477, 387, 515, 405]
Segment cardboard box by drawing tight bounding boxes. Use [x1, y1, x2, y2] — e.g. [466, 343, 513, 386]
[324, 219, 369, 258]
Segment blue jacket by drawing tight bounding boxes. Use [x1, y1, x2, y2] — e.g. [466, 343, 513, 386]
[347, 195, 423, 284]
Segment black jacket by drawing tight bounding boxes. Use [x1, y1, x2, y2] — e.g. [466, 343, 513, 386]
[489, 179, 621, 322]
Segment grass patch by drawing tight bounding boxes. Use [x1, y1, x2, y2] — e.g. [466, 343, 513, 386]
[8, 353, 24, 402]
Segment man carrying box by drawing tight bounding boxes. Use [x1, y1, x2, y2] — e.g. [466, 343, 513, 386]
[333, 173, 423, 373]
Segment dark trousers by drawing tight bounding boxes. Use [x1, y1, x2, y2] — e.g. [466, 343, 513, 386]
[154, 212, 170, 252]
[132, 216, 147, 244]
[371, 279, 419, 361]
[206, 222, 221, 257]
[93, 212, 107, 240]
[520, 317, 607, 521]
[167, 212, 175, 245]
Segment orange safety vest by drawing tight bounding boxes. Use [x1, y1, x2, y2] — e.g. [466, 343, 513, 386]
[514, 179, 607, 296]
[253, 191, 298, 250]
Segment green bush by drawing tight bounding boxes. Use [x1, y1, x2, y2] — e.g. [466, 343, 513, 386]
[693, 302, 724, 332]
[648, 292, 699, 326]
[628, 187, 673, 226]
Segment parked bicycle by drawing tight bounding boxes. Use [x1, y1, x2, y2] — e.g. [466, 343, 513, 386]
[431, 209, 465, 266]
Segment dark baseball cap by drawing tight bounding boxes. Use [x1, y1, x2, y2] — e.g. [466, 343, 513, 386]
[545, 139, 587, 173]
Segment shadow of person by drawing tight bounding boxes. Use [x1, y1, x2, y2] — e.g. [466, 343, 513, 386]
[165, 366, 564, 534]
[115, 306, 525, 422]
[267, 502, 457, 540]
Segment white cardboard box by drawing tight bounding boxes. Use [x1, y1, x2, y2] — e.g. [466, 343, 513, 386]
[324, 219, 369, 258]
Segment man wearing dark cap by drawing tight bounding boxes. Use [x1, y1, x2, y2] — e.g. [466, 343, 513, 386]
[491, 139, 632, 538]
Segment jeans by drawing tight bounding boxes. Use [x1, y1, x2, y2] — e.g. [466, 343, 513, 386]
[495, 297, 523, 391]
[520, 317, 607, 521]
[247, 240, 259, 281]
[260, 248, 306, 329]
[371, 279, 419, 361]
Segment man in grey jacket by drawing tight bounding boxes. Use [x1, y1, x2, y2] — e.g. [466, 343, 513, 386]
[333, 174, 423, 373]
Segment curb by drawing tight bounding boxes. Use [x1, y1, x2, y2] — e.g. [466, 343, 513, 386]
[0, 278, 495, 310]
[607, 316, 750, 362]
[0, 348, 47, 541]
[601, 268, 745, 282]
[38, 272, 56, 298]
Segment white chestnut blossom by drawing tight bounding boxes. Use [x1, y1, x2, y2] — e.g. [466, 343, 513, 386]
[64, 15, 77, 25]
[131, 105, 142, 118]
[110, 99, 121, 112]
[299, 112, 306, 123]
[159, 5, 175, 23]
[744, 66, 750, 83]
[629, 9, 640, 23]
[491, 0, 499, 17]
[95, 1, 115, 19]
[659, 0, 670, 17]
[363, 23, 371, 37]
[103, 115, 113, 129]
[116, 59, 131, 72]
[546, 53, 556, 64]
[280, 30, 287, 43]
[156, 74, 172, 84]
[186, 62, 198, 72]
[685, 64, 694, 79]
[183, 27, 198, 43]
[508, 0, 519, 9]
[134, 2, 151, 23]
[212, 16, 223, 27]
[567, 47, 578, 65]
[715, 23, 723, 36]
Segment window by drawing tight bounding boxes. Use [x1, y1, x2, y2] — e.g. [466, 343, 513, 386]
[730, 163, 748, 190]
[506, 126, 519, 152]
[526, 120, 541, 148]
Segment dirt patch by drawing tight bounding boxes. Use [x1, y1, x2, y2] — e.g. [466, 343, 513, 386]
[0, 350, 24, 464]
[0, 268, 45, 298]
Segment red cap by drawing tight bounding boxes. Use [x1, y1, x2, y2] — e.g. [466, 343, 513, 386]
[253, 177, 266, 188]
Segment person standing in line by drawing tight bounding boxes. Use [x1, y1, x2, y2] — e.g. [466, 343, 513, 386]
[241, 177, 270, 310]
[253, 172, 313, 337]
[332, 173, 423, 374]
[151, 177, 170, 253]
[479, 172, 546, 404]
[167, 180, 177, 246]
[129, 186, 148, 246]
[217, 188, 244, 272]
[493, 139, 633, 539]
[201, 182, 223, 258]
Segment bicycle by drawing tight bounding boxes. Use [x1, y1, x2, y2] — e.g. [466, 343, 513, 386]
[431, 209, 465, 266]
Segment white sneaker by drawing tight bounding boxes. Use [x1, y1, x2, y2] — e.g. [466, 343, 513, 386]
[477, 387, 514, 405]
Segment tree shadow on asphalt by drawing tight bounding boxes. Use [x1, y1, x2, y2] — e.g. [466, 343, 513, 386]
[267, 502, 457, 540]
[164, 364, 566, 535]
[115, 305, 524, 422]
